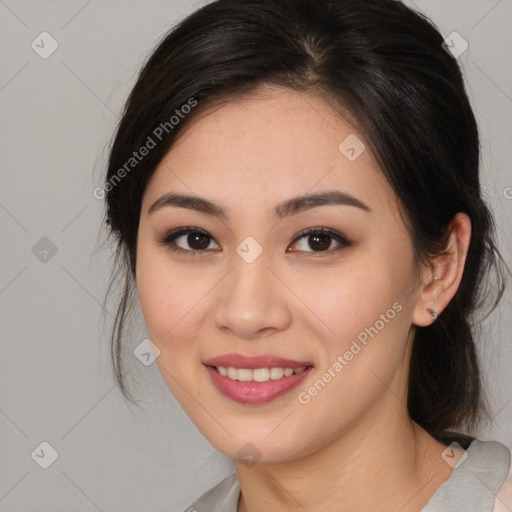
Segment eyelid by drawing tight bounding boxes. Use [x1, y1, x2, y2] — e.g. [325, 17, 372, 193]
[157, 226, 351, 255]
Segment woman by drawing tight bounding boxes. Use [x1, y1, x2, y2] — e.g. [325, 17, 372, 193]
[100, 0, 511, 510]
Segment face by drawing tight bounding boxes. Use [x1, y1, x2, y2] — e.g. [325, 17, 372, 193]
[136, 86, 423, 464]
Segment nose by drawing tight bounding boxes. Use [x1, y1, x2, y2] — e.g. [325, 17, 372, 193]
[212, 248, 292, 340]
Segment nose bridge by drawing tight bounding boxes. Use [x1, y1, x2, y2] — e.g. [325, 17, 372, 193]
[213, 238, 291, 337]
[228, 239, 275, 306]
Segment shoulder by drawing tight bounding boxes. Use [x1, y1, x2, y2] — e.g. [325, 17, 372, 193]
[175, 440, 512, 512]
[422, 438, 511, 512]
[493, 443, 512, 512]
[458, 438, 511, 505]
[178, 471, 240, 512]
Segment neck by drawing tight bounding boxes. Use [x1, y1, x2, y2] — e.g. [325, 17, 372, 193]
[235, 404, 453, 512]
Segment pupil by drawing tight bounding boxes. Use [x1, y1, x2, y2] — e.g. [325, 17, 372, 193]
[309, 234, 330, 251]
[189, 233, 210, 250]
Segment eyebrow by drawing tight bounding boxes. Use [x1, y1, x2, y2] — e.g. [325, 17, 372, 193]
[147, 189, 371, 220]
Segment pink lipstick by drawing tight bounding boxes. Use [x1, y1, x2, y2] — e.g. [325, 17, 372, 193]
[203, 353, 314, 404]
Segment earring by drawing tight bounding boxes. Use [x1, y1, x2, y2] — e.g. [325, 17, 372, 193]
[426, 308, 438, 321]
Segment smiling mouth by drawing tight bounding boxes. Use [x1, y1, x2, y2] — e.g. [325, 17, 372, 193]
[204, 361, 314, 404]
[207, 365, 313, 382]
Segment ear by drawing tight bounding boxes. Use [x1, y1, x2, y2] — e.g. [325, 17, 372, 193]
[412, 212, 471, 327]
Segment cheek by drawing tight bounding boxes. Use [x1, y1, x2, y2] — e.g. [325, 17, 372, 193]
[349, 256, 415, 367]
[289, 262, 413, 431]
[136, 237, 197, 341]
[135, 250, 205, 401]
[293, 258, 409, 349]
[291, 252, 416, 416]
[135, 244, 220, 392]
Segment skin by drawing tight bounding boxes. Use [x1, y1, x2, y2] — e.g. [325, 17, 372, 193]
[135, 85, 471, 512]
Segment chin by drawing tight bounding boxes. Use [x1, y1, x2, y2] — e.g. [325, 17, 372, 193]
[204, 431, 311, 466]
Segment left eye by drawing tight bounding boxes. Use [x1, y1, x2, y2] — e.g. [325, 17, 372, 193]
[158, 227, 350, 256]
[288, 227, 351, 253]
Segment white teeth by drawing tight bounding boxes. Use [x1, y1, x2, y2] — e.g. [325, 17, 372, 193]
[216, 366, 308, 382]
[237, 368, 253, 382]
[253, 368, 270, 382]
[269, 367, 284, 379]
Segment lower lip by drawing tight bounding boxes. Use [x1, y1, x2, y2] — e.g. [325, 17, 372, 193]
[205, 365, 313, 404]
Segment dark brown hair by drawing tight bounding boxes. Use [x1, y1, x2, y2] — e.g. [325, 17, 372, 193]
[99, 0, 507, 448]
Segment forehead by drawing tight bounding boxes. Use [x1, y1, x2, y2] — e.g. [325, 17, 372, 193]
[142, 86, 396, 220]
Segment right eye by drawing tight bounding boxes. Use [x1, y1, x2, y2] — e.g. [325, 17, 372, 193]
[158, 227, 221, 256]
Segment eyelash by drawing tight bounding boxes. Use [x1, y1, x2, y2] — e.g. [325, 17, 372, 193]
[157, 226, 351, 257]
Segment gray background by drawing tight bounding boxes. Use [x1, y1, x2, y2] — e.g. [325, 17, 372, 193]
[0, 0, 511, 510]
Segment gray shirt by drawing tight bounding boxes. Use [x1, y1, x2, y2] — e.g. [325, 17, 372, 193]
[181, 439, 512, 512]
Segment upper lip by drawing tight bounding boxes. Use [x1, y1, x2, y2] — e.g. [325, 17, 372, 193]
[203, 353, 314, 369]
